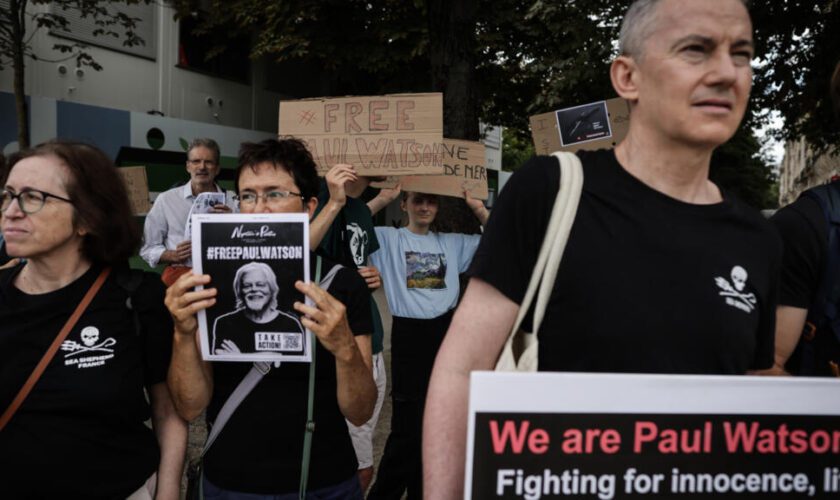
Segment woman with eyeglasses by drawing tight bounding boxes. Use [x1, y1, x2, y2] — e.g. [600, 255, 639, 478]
[0, 140, 187, 499]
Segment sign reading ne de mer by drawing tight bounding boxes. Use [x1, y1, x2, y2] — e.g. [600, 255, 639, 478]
[279, 93, 445, 176]
[383, 139, 488, 200]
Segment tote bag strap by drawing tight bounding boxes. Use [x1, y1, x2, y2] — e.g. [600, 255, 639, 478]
[496, 152, 583, 368]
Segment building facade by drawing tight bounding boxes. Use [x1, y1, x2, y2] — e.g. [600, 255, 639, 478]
[778, 137, 840, 206]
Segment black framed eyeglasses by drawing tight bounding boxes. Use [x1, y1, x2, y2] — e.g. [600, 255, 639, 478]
[234, 191, 304, 207]
[1, 188, 73, 215]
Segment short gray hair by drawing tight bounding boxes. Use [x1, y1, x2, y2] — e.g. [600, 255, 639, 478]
[618, 0, 750, 58]
[187, 137, 221, 164]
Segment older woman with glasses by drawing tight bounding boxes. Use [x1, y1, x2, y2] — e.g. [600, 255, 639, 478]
[0, 140, 187, 499]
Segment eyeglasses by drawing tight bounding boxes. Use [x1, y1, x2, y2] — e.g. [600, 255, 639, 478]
[1, 188, 73, 215]
[235, 191, 303, 207]
[187, 159, 218, 167]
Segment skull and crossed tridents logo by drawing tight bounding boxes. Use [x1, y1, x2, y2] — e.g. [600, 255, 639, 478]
[714, 265, 756, 313]
[61, 326, 117, 358]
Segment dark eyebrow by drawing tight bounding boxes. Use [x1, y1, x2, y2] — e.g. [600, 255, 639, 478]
[240, 185, 282, 193]
[670, 35, 754, 52]
[670, 35, 715, 51]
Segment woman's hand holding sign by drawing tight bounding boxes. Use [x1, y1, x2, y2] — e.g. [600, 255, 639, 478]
[294, 280, 377, 425]
[325, 164, 358, 208]
[294, 281, 355, 357]
[165, 272, 216, 338]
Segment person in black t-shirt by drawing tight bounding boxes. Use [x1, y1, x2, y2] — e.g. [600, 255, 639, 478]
[0, 141, 186, 499]
[423, 1, 780, 498]
[309, 164, 388, 493]
[763, 61, 840, 377]
[165, 138, 376, 497]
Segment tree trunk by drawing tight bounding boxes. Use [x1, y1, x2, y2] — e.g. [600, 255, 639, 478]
[10, 0, 29, 149]
[427, 0, 481, 235]
[427, 0, 479, 141]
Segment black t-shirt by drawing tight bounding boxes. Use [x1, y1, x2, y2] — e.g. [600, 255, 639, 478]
[770, 194, 827, 309]
[0, 240, 9, 266]
[212, 309, 305, 355]
[0, 263, 173, 498]
[470, 150, 780, 374]
[204, 254, 373, 494]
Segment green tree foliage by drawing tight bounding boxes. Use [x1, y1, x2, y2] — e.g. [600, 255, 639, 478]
[501, 127, 535, 172]
[0, 0, 150, 148]
[711, 121, 779, 210]
[174, 0, 836, 208]
[750, 0, 840, 154]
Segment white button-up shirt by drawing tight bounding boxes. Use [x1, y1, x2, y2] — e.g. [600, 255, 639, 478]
[140, 183, 237, 267]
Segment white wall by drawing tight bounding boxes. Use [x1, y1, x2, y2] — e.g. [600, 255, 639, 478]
[0, 3, 284, 133]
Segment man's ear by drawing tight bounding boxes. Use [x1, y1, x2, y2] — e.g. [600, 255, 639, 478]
[305, 196, 318, 219]
[610, 55, 640, 102]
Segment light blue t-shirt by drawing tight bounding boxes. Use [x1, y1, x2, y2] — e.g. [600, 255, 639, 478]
[371, 227, 481, 319]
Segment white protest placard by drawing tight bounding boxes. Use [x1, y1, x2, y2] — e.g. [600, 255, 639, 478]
[279, 93, 445, 176]
[530, 98, 631, 155]
[466, 372, 840, 499]
[192, 213, 311, 363]
[117, 166, 151, 215]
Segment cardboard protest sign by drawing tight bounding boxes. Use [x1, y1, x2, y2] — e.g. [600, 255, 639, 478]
[117, 166, 151, 215]
[388, 139, 488, 200]
[530, 98, 630, 155]
[279, 93, 445, 176]
[192, 213, 311, 363]
[467, 372, 840, 499]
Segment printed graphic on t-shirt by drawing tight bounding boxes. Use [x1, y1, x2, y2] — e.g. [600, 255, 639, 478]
[405, 251, 447, 289]
[346, 222, 368, 266]
[714, 265, 756, 313]
[60, 325, 116, 369]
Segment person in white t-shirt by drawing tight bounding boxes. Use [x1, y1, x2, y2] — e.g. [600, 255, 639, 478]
[366, 188, 487, 500]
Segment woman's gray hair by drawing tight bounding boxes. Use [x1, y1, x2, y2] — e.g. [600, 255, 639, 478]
[618, 0, 750, 58]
